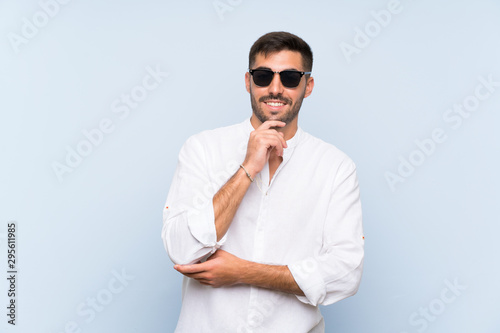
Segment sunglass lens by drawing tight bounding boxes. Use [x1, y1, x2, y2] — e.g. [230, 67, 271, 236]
[281, 71, 302, 88]
[252, 70, 273, 86]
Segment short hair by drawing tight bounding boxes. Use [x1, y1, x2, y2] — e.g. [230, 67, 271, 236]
[249, 31, 313, 72]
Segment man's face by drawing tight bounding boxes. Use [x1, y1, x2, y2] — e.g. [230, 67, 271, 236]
[245, 50, 314, 126]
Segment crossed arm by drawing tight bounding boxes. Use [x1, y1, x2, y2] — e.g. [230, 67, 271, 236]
[174, 120, 304, 296]
[174, 248, 304, 296]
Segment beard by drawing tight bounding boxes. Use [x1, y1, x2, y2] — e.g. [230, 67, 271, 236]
[250, 86, 306, 125]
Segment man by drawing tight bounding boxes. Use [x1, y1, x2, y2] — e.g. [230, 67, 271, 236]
[162, 31, 364, 332]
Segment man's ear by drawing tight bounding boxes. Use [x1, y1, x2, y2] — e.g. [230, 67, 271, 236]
[304, 76, 314, 98]
[245, 72, 251, 93]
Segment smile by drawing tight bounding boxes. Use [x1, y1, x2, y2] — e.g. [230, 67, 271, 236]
[265, 101, 286, 107]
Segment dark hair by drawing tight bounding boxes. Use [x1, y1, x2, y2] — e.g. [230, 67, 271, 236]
[249, 31, 313, 72]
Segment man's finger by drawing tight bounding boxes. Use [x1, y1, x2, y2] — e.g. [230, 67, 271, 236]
[258, 120, 286, 130]
[180, 272, 204, 279]
[260, 131, 287, 150]
[174, 263, 206, 274]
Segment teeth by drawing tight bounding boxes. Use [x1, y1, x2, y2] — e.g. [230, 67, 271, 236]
[266, 102, 284, 107]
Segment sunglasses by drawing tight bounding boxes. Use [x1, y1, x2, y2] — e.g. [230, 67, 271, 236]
[249, 69, 312, 88]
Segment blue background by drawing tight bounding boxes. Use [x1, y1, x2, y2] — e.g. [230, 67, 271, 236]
[1, 0, 499, 332]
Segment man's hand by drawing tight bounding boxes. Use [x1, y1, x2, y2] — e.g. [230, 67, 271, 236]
[242, 120, 288, 177]
[174, 249, 245, 287]
[174, 249, 305, 296]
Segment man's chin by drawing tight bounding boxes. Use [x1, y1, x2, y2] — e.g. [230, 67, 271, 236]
[252, 107, 299, 126]
[261, 117, 286, 126]
[256, 112, 282, 123]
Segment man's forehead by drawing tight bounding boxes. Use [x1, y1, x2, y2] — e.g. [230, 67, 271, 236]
[253, 50, 304, 70]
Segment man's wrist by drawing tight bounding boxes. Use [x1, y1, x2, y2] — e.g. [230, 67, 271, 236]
[240, 163, 259, 180]
[237, 261, 303, 295]
[239, 164, 254, 182]
[237, 259, 258, 285]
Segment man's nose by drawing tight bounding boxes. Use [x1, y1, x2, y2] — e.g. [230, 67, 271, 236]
[267, 72, 284, 95]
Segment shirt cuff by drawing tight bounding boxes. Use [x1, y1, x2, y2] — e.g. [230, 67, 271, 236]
[187, 202, 226, 250]
[288, 258, 326, 306]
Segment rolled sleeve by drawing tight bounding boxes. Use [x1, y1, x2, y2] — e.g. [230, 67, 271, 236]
[161, 135, 226, 265]
[289, 160, 365, 306]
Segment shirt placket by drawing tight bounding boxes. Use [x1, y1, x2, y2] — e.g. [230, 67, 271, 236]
[246, 146, 296, 329]
[247, 161, 269, 329]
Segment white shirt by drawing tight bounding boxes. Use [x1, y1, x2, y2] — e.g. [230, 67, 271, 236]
[162, 118, 364, 333]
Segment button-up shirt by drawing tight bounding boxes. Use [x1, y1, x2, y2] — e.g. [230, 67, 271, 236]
[162, 118, 364, 332]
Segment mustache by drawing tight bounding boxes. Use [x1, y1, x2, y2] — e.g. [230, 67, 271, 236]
[259, 95, 292, 104]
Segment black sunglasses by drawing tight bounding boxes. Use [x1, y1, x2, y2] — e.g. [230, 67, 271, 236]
[249, 69, 312, 88]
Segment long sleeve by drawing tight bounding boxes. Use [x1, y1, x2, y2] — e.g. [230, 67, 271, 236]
[288, 159, 365, 306]
[161, 135, 226, 265]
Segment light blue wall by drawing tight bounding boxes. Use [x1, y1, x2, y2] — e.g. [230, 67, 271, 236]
[1, 0, 499, 332]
